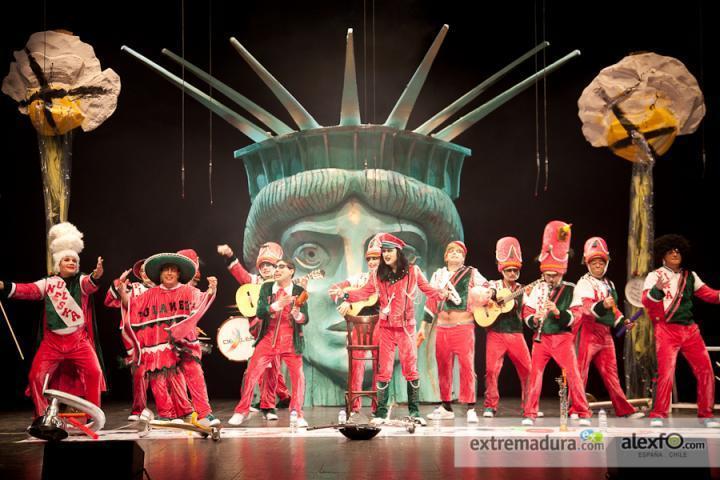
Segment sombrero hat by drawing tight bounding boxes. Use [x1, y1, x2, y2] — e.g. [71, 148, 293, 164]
[143, 252, 197, 285]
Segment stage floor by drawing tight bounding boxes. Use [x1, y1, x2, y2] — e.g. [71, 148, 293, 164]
[2, 399, 719, 479]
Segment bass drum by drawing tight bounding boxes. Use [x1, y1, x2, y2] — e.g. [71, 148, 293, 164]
[217, 316, 255, 362]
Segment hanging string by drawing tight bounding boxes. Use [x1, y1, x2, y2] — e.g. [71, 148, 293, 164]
[363, 0, 368, 124]
[180, 0, 186, 199]
[372, 0, 376, 125]
[542, 0, 550, 191]
[697, 0, 706, 178]
[208, 0, 214, 205]
[533, 0, 541, 197]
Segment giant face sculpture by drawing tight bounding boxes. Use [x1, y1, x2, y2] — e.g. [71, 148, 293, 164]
[239, 129, 468, 404]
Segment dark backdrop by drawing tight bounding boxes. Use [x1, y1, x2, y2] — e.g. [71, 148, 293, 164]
[1, 0, 717, 409]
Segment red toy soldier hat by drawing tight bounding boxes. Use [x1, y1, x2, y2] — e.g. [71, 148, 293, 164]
[496, 236, 522, 272]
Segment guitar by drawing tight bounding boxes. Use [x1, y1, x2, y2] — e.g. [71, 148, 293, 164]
[343, 287, 379, 316]
[474, 279, 542, 327]
[235, 269, 324, 317]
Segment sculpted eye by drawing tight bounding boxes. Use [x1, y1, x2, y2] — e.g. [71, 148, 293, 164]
[292, 243, 329, 270]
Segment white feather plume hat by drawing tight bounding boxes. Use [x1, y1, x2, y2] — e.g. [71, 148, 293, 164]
[48, 222, 84, 273]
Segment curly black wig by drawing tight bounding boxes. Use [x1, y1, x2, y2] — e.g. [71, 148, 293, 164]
[653, 234, 691, 266]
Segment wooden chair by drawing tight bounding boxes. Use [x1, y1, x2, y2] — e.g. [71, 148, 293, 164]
[344, 314, 380, 414]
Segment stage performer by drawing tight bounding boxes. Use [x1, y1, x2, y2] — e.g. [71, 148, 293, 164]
[481, 237, 538, 419]
[218, 242, 291, 421]
[0, 222, 106, 418]
[570, 237, 644, 419]
[118, 252, 218, 425]
[642, 234, 720, 428]
[341, 233, 448, 425]
[329, 235, 382, 416]
[104, 259, 165, 421]
[421, 241, 488, 424]
[228, 258, 310, 427]
[521, 221, 592, 426]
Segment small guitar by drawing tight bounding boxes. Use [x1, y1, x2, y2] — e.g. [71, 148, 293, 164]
[344, 287, 379, 316]
[474, 279, 541, 327]
[235, 269, 324, 317]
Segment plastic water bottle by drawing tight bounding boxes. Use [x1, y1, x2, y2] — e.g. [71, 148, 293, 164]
[289, 410, 298, 433]
[598, 409, 608, 432]
[338, 409, 347, 425]
[432, 407, 442, 432]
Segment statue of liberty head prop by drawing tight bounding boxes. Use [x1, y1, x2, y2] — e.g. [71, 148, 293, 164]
[122, 27, 579, 404]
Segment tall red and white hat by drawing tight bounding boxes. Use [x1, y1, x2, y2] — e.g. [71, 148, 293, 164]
[495, 236, 522, 273]
[256, 242, 283, 268]
[177, 248, 201, 282]
[538, 220, 572, 273]
[366, 234, 382, 258]
[583, 236, 610, 263]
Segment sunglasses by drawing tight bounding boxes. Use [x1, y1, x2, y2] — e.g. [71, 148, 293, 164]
[276, 264, 292, 270]
[504, 268, 519, 274]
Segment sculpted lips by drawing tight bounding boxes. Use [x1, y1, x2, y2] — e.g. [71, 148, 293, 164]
[327, 321, 347, 332]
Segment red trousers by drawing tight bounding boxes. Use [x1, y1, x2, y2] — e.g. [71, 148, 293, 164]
[258, 355, 291, 409]
[130, 364, 147, 415]
[572, 326, 636, 417]
[435, 324, 476, 404]
[178, 356, 213, 418]
[484, 331, 531, 411]
[651, 322, 715, 418]
[28, 329, 103, 417]
[524, 333, 590, 419]
[148, 370, 189, 419]
[235, 335, 305, 416]
[377, 325, 418, 383]
[349, 323, 380, 412]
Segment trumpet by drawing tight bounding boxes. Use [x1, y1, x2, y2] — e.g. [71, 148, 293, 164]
[533, 281, 551, 343]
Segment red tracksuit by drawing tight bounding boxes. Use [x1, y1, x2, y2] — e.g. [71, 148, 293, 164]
[522, 281, 591, 419]
[483, 279, 532, 412]
[228, 258, 291, 408]
[347, 265, 442, 383]
[234, 282, 308, 416]
[126, 284, 212, 418]
[570, 274, 636, 417]
[425, 266, 488, 404]
[5, 274, 105, 417]
[105, 281, 150, 416]
[642, 267, 720, 418]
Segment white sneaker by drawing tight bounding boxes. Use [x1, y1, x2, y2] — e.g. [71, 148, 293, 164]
[265, 411, 279, 421]
[199, 415, 221, 427]
[427, 406, 454, 420]
[410, 416, 427, 426]
[467, 409, 479, 423]
[569, 413, 579, 420]
[228, 413, 245, 426]
[537, 411, 544, 418]
[482, 408, 495, 418]
[578, 418, 592, 427]
[521, 418, 534, 426]
[296, 417, 309, 428]
[249, 406, 260, 413]
[627, 411, 646, 419]
[650, 418, 664, 428]
[703, 418, 720, 428]
[127, 414, 140, 422]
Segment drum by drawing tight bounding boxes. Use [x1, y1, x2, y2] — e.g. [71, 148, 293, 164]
[217, 316, 255, 362]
